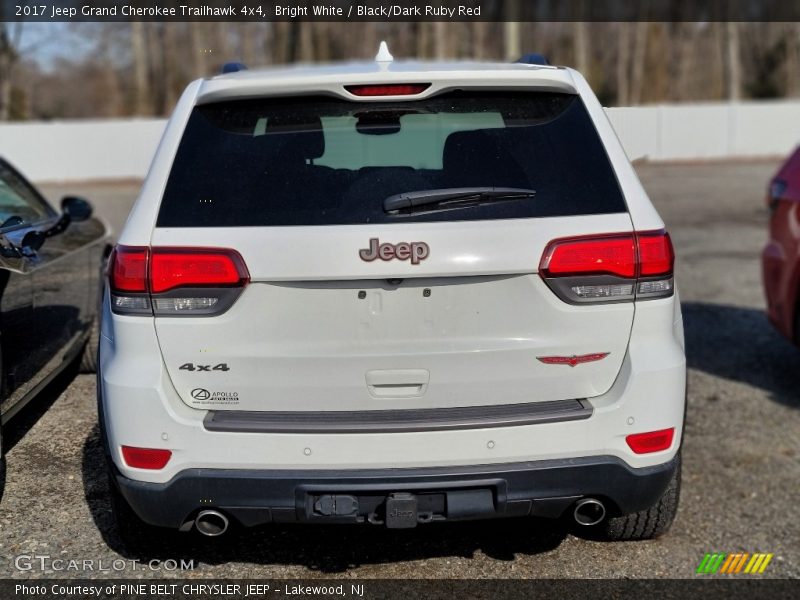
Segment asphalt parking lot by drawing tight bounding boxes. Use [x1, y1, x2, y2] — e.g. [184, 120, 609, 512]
[0, 161, 798, 579]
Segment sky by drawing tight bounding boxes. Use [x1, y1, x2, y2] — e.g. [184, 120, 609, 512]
[11, 22, 96, 70]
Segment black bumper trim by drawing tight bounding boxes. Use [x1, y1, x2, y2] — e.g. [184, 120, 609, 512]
[203, 399, 592, 434]
[114, 454, 679, 530]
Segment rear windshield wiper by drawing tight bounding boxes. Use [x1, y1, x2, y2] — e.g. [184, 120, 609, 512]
[383, 187, 536, 214]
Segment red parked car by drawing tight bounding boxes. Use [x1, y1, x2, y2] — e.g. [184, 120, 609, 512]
[763, 146, 800, 345]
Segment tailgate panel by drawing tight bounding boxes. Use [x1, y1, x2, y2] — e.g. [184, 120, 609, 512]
[155, 273, 633, 412]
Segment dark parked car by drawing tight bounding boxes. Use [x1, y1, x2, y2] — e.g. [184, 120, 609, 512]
[0, 157, 111, 490]
[763, 146, 800, 345]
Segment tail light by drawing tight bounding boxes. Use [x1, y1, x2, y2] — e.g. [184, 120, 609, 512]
[626, 428, 675, 454]
[150, 249, 248, 293]
[345, 83, 430, 97]
[108, 246, 249, 317]
[109, 246, 148, 292]
[108, 246, 150, 313]
[121, 445, 172, 470]
[540, 230, 674, 304]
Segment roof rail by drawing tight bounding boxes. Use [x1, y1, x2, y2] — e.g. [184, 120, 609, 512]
[221, 62, 248, 74]
[516, 54, 550, 66]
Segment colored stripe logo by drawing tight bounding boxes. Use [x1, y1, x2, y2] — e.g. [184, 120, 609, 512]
[696, 552, 773, 574]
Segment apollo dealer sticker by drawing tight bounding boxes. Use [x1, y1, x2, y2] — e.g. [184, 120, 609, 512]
[190, 388, 240, 406]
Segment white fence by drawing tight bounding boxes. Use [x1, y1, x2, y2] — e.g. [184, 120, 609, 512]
[605, 100, 800, 162]
[0, 119, 166, 182]
[1, 101, 799, 182]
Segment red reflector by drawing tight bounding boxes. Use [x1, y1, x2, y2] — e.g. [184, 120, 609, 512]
[121, 446, 172, 470]
[637, 231, 674, 276]
[345, 83, 430, 97]
[626, 428, 675, 454]
[109, 246, 148, 293]
[540, 235, 636, 278]
[150, 248, 249, 293]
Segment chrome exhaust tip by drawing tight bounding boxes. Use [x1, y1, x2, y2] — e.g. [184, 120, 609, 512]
[195, 510, 229, 536]
[573, 498, 606, 526]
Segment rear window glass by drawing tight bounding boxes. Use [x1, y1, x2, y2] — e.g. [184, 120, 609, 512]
[157, 92, 626, 227]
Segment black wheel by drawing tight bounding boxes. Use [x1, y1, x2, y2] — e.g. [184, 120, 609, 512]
[79, 317, 99, 373]
[597, 452, 681, 541]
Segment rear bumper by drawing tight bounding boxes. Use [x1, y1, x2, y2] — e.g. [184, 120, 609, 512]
[114, 454, 679, 529]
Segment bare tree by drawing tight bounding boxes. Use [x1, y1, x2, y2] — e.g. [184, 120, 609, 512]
[160, 23, 179, 111]
[629, 22, 649, 105]
[674, 23, 697, 101]
[239, 23, 260, 65]
[311, 23, 328, 63]
[502, 0, 521, 60]
[97, 24, 123, 117]
[416, 23, 431, 59]
[472, 22, 488, 60]
[573, 22, 589, 75]
[130, 22, 150, 115]
[616, 24, 631, 105]
[269, 22, 291, 65]
[393, 22, 413, 58]
[786, 23, 800, 97]
[146, 24, 166, 114]
[207, 22, 233, 70]
[503, 22, 520, 61]
[434, 22, 447, 59]
[710, 22, 726, 100]
[298, 23, 314, 61]
[726, 22, 742, 100]
[0, 23, 23, 120]
[188, 22, 207, 78]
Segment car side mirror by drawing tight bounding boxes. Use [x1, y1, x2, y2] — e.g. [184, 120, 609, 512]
[21, 230, 46, 252]
[61, 196, 93, 222]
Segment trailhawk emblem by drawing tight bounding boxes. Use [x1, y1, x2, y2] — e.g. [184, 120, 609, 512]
[359, 238, 430, 264]
[537, 353, 610, 367]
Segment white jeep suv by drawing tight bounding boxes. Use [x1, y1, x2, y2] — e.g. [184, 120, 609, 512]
[98, 48, 685, 540]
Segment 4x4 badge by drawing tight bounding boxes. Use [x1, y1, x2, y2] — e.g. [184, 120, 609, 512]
[359, 238, 429, 264]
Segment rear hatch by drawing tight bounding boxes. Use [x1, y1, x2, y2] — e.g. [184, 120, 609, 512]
[148, 90, 634, 412]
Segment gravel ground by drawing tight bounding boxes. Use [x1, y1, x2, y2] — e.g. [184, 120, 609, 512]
[1, 162, 798, 579]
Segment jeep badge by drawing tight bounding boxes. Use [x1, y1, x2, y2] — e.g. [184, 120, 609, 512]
[359, 238, 430, 264]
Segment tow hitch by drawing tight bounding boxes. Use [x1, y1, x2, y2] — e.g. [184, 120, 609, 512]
[308, 488, 495, 527]
[384, 492, 419, 529]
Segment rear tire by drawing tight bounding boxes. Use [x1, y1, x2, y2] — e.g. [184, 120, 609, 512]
[79, 317, 99, 374]
[793, 300, 800, 347]
[108, 472, 143, 537]
[100, 381, 160, 547]
[0, 348, 6, 502]
[596, 452, 681, 541]
[107, 471, 162, 547]
[0, 428, 6, 503]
